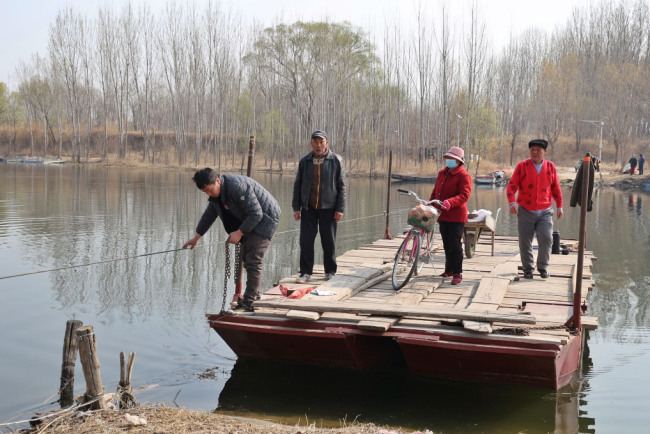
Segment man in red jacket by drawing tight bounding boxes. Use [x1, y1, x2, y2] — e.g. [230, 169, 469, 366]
[430, 146, 472, 285]
[507, 139, 563, 279]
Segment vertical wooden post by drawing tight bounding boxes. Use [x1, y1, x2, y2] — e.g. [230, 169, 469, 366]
[246, 135, 255, 177]
[571, 152, 591, 331]
[384, 149, 394, 240]
[76, 326, 106, 410]
[60, 320, 83, 407]
[234, 135, 256, 304]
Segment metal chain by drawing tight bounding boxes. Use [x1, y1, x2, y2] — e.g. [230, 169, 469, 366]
[220, 243, 231, 313]
[220, 242, 243, 313]
[493, 324, 579, 336]
[234, 243, 242, 283]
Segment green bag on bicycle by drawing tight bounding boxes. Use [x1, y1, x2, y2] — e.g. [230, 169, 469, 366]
[407, 204, 439, 232]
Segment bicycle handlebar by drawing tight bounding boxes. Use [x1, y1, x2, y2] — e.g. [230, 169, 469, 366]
[397, 188, 447, 210]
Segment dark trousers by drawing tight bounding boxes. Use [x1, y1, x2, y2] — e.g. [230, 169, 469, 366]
[299, 207, 337, 275]
[640, 163, 644, 175]
[241, 231, 272, 306]
[439, 221, 465, 274]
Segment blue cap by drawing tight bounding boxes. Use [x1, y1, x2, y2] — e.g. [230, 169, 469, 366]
[311, 130, 328, 140]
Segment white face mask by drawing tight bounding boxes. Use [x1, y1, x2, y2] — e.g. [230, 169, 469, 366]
[445, 159, 458, 169]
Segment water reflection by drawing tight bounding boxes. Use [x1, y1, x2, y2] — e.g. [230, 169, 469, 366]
[1, 164, 649, 432]
[215, 342, 596, 434]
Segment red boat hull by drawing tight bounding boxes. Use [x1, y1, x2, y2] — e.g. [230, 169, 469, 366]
[208, 315, 582, 389]
[210, 315, 396, 370]
[397, 332, 581, 389]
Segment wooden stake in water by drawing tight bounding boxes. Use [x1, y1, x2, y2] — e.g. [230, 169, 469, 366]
[118, 351, 137, 408]
[60, 320, 83, 407]
[76, 326, 106, 410]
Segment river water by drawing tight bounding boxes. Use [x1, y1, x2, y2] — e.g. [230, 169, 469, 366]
[0, 164, 648, 433]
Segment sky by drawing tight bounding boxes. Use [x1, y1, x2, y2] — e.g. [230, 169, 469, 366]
[1, 0, 593, 83]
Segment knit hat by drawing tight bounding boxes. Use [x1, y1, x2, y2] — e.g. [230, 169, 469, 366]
[529, 139, 548, 150]
[443, 146, 465, 164]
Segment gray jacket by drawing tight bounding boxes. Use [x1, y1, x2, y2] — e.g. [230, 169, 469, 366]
[292, 151, 346, 213]
[196, 175, 280, 240]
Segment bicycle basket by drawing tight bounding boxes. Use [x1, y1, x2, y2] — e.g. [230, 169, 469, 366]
[407, 204, 439, 232]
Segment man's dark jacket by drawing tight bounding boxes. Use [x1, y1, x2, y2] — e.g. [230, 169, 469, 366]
[196, 175, 280, 240]
[292, 151, 346, 213]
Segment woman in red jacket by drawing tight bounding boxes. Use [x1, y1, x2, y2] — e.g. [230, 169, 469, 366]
[430, 146, 472, 284]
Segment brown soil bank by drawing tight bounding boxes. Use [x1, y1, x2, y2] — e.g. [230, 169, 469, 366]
[18, 405, 424, 434]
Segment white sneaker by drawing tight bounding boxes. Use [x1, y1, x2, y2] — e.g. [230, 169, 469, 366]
[295, 273, 311, 284]
[324, 272, 336, 281]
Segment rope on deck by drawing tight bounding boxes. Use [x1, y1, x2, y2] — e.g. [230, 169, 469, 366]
[0, 208, 412, 281]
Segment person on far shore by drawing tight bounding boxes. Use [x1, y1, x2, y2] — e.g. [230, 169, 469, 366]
[292, 130, 346, 283]
[507, 139, 563, 279]
[639, 154, 645, 175]
[629, 154, 638, 175]
[429, 146, 472, 285]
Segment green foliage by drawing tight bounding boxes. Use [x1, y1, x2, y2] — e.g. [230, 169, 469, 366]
[252, 21, 379, 77]
[258, 109, 288, 151]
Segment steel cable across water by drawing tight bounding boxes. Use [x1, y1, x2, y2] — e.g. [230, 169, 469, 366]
[0, 207, 412, 281]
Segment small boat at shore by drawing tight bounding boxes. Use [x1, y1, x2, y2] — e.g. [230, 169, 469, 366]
[475, 170, 510, 185]
[23, 157, 44, 164]
[392, 174, 437, 183]
[43, 158, 67, 165]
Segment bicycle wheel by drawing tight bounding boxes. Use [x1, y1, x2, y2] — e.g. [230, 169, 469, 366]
[392, 231, 421, 290]
[416, 230, 435, 274]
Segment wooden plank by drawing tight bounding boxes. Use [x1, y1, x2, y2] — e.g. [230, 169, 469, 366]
[357, 276, 442, 331]
[462, 321, 493, 333]
[470, 277, 510, 305]
[286, 310, 321, 321]
[462, 274, 511, 333]
[284, 265, 393, 321]
[489, 262, 520, 281]
[394, 319, 564, 345]
[253, 299, 537, 325]
[358, 317, 398, 331]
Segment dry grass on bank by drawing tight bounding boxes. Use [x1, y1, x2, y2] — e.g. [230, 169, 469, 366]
[19, 405, 425, 434]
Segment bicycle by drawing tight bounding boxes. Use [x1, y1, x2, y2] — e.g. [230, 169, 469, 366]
[392, 189, 447, 290]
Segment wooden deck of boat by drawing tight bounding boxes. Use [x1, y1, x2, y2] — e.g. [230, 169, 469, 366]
[234, 234, 597, 347]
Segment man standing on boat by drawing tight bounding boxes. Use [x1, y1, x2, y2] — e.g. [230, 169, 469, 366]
[292, 130, 346, 283]
[507, 139, 563, 279]
[183, 168, 281, 312]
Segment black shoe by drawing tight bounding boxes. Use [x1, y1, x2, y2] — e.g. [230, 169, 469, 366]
[232, 303, 253, 313]
[523, 270, 534, 279]
[539, 269, 549, 279]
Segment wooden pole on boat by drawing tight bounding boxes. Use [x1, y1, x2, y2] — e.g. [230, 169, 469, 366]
[384, 150, 394, 240]
[76, 326, 106, 410]
[234, 135, 255, 303]
[60, 320, 83, 406]
[570, 152, 591, 331]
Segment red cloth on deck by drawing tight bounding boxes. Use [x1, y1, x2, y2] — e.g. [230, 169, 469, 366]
[279, 284, 314, 299]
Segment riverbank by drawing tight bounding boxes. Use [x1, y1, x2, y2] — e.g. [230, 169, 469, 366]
[17, 405, 425, 434]
[59, 155, 650, 191]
